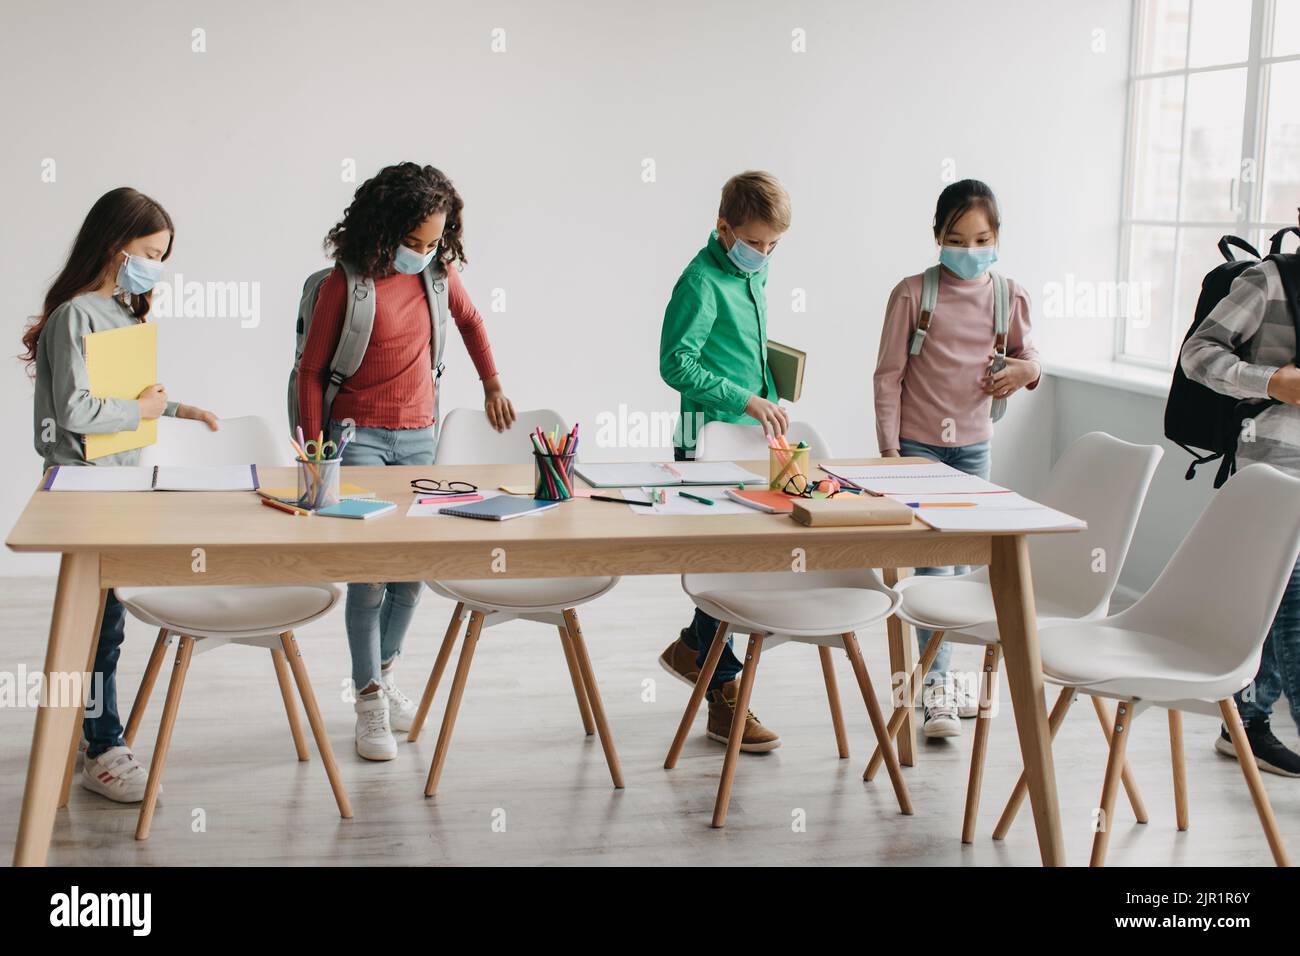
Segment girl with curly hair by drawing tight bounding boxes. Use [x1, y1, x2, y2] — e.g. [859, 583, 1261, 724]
[298, 162, 516, 761]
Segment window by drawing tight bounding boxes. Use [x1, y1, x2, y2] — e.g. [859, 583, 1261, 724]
[1118, 0, 1300, 369]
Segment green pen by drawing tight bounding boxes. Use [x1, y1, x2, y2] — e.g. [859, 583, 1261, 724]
[678, 491, 715, 506]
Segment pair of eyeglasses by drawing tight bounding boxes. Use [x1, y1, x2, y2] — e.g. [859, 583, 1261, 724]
[410, 479, 478, 496]
[783, 473, 814, 497]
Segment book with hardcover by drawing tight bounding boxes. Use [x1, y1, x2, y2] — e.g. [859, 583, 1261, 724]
[767, 340, 805, 403]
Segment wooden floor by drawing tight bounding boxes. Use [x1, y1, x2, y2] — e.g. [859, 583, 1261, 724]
[0, 574, 1295, 866]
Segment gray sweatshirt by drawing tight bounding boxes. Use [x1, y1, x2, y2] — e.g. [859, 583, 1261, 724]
[32, 292, 178, 469]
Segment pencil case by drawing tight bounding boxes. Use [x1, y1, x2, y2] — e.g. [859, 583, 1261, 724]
[789, 497, 913, 527]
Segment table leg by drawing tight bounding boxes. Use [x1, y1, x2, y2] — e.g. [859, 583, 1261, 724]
[13, 552, 101, 867]
[882, 568, 915, 767]
[987, 535, 1065, 867]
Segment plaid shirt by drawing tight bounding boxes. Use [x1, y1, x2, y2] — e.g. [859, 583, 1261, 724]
[1180, 260, 1300, 476]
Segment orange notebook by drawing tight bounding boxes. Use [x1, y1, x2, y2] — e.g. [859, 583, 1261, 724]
[725, 489, 796, 514]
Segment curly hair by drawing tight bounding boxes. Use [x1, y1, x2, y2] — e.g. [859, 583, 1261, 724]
[325, 163, 467, 279]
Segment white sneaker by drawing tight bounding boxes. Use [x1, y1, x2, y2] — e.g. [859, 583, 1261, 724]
[381, 669, 417, 734]
[355, 692, 397, 761]
[923, 682, 961, 738]
[81, 746, 152, 803]
[955, 679, 980, 719]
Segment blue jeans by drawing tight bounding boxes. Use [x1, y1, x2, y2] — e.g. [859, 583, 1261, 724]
[84, 590, 127, 758]
[672, 446, 742, 690]
[897, 437, 992, 685]
[331, 422, 437, 692]
[1237, 557, 1300, 733]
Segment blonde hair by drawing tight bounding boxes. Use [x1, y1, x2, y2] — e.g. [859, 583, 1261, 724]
[719, 170, 791, 232]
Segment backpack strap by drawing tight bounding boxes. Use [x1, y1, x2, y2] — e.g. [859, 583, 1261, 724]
[421, 262, 451, 438]
[322, 260, 376, 432]
[989, 272, 1010, 422]
[909, 265, 942, 356]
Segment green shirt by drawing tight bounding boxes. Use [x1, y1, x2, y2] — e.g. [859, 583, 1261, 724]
[659, 231, 777, 453]
[32, 292, 178, 469]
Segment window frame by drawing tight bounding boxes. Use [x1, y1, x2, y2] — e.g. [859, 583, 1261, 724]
[1116, 0, 1300, 371]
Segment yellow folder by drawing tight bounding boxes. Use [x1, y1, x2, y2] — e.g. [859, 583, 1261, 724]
[83, 322, 157, 460]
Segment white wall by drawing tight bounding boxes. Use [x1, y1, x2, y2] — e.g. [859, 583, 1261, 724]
[0, 0, 1131, 575]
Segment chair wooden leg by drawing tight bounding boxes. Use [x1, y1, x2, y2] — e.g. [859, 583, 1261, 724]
[278, 632, 352, 819]
[664, 620, 731, 769]
[993, 685, 1075, 839]
[59, 590, 109, 808]
[818, 645, 850, 759]
[408, 602, 465, 743]
[1220, 698, 1290, 866]
[561, 609, 624, 789]
[1089, 698, 1134, 867]
[123, 628, 170, 750]
[864, 629, 944, 781]
[712, 633, 764, 828]
[844, 632, 913, 815]
[270, 647, 310, 761]
[962, 644, 1001, 844]
[1168, 708, 1189, 831]
[135, 636, 195, 841]
[425, 611, 485, 797]
[1092, 695, 1148, 823]
[883, 569, 915, 767]
[558, 623, 595, 736]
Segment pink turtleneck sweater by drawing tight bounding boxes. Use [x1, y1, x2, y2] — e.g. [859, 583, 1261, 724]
[873, 270, 1039, 453]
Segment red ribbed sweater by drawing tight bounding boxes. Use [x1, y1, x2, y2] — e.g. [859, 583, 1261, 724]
[297, 265, 498, 440]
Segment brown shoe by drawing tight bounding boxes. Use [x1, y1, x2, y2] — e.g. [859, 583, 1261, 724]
[659, 631, 701, 686]
[707, 680, 781, 752]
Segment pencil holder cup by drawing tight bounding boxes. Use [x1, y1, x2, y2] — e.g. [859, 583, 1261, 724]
[768, 446, 810, 493]
[533, 450, 576, 501]
[297, 457, 341, 510]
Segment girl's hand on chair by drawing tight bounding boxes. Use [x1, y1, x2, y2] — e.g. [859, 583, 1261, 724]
[982, 357, 1039, 399]
[483, 377, 516, 432]
[177, 404, 220, 431]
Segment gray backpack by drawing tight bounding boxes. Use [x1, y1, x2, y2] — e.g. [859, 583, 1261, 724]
[287, 259, 449, 439]
[908, 264, 1011, 423]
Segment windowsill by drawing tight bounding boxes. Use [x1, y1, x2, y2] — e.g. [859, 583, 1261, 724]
[1042, 359, 1173, 399]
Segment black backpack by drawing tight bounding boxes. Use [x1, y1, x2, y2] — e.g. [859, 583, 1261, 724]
[1165, 227, 1300, 487]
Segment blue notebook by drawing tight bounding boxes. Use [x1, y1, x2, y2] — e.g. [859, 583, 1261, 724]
[440, 496, 562, 521]
[315, 499, 396, 519]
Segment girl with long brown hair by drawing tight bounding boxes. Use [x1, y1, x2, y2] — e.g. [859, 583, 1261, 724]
[24, 186, 218, 802]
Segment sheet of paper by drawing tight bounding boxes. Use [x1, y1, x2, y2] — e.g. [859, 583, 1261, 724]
[406, 490, 503, 517]
[883, 492, 1085, 532]
[820, 463, 1006, 496]
[44, 465, 155, 491]
[154, 465, 258, 491]
[83, 322, 157, 460]
[623, 486, 755, 516]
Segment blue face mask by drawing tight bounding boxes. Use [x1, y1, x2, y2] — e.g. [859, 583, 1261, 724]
[392, 243, 436, 275]
[116, 252, 164, 294]
[724, 230, 770, 273]
[939, 244, 998, 280]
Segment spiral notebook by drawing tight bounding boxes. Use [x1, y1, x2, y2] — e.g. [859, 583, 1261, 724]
[440, 496, 562, 521]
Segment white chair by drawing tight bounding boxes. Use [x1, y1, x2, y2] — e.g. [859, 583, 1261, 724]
[665, 570, 913, 828]
[997, 464, 1298, 866]
[695, 419, 834, 461]
[864, 432, 1163, 844]
[119, 415, 348, 839]
[410, 407, 624, 795]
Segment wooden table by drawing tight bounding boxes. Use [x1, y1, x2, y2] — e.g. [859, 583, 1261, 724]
[7, 459, 1075, 866]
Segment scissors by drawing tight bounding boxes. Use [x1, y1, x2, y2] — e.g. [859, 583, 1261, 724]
[303, 438, 338, 461]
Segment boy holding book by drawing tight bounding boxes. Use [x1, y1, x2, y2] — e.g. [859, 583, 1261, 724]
[656, 170, 790, 752]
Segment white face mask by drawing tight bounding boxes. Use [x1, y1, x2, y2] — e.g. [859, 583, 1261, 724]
[393, 243, 437, 275]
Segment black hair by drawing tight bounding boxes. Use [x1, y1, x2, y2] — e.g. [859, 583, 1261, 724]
[325, 163, 466, 279]
[932, 179, 1000, 242]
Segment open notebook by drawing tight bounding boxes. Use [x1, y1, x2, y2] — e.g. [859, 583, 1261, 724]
[43, 464, 259, 492]
[819, 463, 1005, 496]
[574, 461, 765, 489]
